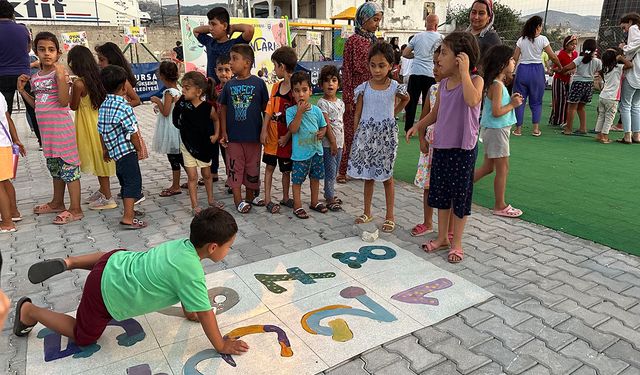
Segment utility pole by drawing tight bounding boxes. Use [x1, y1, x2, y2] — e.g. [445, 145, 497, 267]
[543, 0, 550, 32]
[176, 0, 181, 28]
[159, 0, 165, 26]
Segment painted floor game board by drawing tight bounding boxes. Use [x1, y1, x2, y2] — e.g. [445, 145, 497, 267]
[25, 238, 493, 374]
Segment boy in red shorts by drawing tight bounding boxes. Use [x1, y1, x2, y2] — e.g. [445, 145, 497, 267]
[219, 44, 269, 213]
[13, 208, 249, 356]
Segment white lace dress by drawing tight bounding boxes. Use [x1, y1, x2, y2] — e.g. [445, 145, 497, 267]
[347, 80, 408, 181]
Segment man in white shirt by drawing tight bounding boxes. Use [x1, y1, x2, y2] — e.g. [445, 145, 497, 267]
[402, 14, 443, 132]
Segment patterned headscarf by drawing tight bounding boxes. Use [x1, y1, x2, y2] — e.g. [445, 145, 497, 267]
[466, 0, 495, 38]
[355, 1, 383, 44]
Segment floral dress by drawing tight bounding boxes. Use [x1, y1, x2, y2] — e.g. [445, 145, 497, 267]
[414, 83, 439, 189]
[338, 34, 373, 176]
[347, 80, 408, 182]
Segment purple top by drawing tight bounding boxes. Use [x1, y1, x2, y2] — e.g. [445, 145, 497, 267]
[432, 77, 481, 150]
[0, 20, 30, 76]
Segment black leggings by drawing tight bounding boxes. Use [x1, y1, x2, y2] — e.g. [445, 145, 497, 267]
[210, 141, 227, 174]
[405, 75, 436, 131]
[167, 153, 184, 171]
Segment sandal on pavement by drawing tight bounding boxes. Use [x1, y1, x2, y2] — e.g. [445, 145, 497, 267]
[294, 207, 309, 219]
[120, 218, 147, 230]
[310, 202, 328, 213]
[422, 239, 449, 253]
[327, 202, 342, 211]
[411, 224, 433, 236]
[13, 297, 36, 337]
[493, 205, 523, 218]
[159, 189, 182, 197]
[266, 202, 280, 214]
[0, 226, 16, 233]
[12, 216, 23, 222]
[251, 197, 266, 207]
[28, 258, 67, 284]
[33, 203, 65, 215]
[280, 198, 294, 208]
[448, 247, 464, 263]
[336, 175, 347, 184]
[209, 200, 225, 209]
[237, 201, 252, 214]
[381, 220, 395, 233]
[53, 211, 84, 225]
[355, 214, 373, 224]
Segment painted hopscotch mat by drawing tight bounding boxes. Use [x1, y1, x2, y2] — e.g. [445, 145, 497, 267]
[26, 237, 493, 374]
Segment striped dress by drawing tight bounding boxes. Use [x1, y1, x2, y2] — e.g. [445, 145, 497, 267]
[31, 70, 79, 166]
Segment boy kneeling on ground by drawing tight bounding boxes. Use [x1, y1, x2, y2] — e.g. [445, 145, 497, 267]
[13, 207, 249, 355]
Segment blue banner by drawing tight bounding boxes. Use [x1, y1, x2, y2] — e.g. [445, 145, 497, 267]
[132, 63, 164, 102]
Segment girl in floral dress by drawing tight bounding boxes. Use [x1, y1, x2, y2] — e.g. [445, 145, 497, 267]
[347, 42, 409, 233]
[337, 1, 383, 183]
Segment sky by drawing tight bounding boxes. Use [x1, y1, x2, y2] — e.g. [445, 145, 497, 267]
[170, 0, 604, 17]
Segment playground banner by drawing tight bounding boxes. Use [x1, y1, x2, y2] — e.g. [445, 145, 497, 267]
[180, 15, 290, 82]
[125, 26, 148, 44]
[61, 31, 88, 52]
[132, 62, 165, 102]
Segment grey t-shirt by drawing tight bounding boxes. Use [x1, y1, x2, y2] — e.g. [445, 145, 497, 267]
[317, 98, 345, 148]
[407, 31, 443, 77]
[572, 56, 602, 82]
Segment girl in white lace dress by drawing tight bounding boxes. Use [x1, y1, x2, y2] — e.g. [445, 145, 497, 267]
[347, 42, 409, 232]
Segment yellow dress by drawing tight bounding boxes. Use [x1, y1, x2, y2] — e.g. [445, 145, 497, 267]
[75, 94, 115, 176]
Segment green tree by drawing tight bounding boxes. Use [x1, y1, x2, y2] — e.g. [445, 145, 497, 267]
[446, 2, 523, 46]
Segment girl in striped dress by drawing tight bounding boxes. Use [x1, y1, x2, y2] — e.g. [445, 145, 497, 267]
[17, 32, 83, 224]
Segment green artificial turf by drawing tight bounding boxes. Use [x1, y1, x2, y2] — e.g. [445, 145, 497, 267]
[311, 91, 639, 255]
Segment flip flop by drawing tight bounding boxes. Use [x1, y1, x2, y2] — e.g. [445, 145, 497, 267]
[448, 247, 464, 263]
[28, 258, 67, 284]
[422, 239, 449, 253]
[280, 198, 294, 208]
[237, 201, 251, 214]
[327, 201, 342, 211]
[209, 200, 225, 209]
[119, 218, 147, 230]
[0, 226, 17, 233]
[354, 214, 373, 224]
[251, 197, 266, 207]
[13, 297, 36, 337]
[159, 189, 182, 197]
[310, 202, 328, 213]
[52, 211, 84, 225]
[381, 220, 396, 233]
[492, 205, 523, 218]
[266, 202, 280, 214]
[294, 207, 309, 219]
[33, 203, 65, 215]
[532, 131, 542, 137]
[511, 130, 522, 136]
[616, 139, 633, 144]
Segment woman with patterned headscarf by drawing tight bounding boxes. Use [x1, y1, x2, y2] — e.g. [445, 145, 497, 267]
[337, 1, 383, 184]
[466, 0, 501, 71]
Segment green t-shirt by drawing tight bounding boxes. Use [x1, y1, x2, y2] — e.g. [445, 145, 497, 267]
[101, 238, 212, 320]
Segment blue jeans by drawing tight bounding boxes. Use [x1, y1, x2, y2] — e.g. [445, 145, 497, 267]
[619, 78, 640, 133]
[323, 147, 343, 200]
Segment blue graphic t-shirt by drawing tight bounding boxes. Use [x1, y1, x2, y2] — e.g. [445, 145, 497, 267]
[286, 104, 327, 161]
[196, 33, 247, 83]
[219, 75, 269, 143]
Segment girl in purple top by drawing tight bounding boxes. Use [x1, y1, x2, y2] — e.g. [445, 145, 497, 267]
[407, 32, 484, 263]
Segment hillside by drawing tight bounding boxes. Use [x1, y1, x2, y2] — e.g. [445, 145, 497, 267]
[522, 10, 600, 33]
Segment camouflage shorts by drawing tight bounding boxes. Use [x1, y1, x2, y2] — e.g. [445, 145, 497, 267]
[46, 157, 80, 183]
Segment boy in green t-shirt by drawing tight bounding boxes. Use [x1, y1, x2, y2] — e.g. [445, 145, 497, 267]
[13, 208, 249, 356]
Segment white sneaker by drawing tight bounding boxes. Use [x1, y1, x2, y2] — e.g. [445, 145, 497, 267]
[88, 196, 118, 210]
[85, 191, 105, 204]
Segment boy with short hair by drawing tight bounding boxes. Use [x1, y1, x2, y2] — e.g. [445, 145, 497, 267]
[209, 54, 234, 186]
[260, 46, 297, 214]
[14, 207, 249, 356]
[286, 72, 327, 219]
[219, 44, 269, 213]
[97, 66, 146, 230]
[193, 7, 254, 84]
[317, 65, 345, 211]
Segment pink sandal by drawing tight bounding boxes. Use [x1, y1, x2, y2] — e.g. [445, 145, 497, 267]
[493, 205, 523, 218]
[52, 211, 84, 225]
[448, 247, 464, 263]
[411, 224, 433, 236]
[422, 240, 449, 253]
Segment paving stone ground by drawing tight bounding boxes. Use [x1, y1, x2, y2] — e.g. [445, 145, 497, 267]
[2, 105, 640, 375]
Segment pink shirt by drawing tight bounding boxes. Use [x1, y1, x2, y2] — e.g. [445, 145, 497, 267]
[432, 77, 481, 150]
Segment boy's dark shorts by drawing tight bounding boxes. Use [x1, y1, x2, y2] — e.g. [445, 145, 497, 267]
[74, 249, 123, 346]
[262, 153, 293, 173]
[115, 152, 142, 199]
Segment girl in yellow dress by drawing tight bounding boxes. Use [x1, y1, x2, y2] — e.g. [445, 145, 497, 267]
[68, 45, 117, 210]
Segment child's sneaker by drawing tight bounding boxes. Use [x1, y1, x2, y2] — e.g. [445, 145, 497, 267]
[88, 196, 118, 210]
[85, 190, 104, 204]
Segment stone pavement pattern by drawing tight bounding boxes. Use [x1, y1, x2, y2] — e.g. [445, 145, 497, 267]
[2, 105, 640, 375]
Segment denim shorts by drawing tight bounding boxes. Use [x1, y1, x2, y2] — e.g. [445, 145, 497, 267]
[46, 157, 80, 183]
[115, 152, 142, 199]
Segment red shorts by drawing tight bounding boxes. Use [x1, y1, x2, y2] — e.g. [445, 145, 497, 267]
[73, 249, 122, 346]
[225, 142, 261, 190]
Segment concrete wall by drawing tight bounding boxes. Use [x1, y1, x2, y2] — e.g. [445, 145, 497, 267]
[29, 25, 181, 64]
